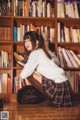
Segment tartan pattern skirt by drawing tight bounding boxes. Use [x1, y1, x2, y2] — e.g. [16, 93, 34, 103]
[42, 76, 75, 107]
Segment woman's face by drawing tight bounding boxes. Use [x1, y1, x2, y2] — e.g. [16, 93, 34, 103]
[24, 39, 32, 51]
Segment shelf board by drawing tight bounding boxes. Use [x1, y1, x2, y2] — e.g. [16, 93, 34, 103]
[0, 16, 12, 19]
[0, 67, 11, 70]
[57, 18, 80, 22]
[57, 18, 80, 27]
[63, 67, 80, 71]
[0, 41, 13, 44]
[13, 41, 24, 45]
[57, 42, 80, 47]
[13, 16, 55, 20]
[13, 67, 22, 70]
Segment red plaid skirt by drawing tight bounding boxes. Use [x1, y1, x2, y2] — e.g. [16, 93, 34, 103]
[42, 76, 75, 107]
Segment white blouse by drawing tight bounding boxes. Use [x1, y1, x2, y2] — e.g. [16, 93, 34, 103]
[20, 49, 68, 83]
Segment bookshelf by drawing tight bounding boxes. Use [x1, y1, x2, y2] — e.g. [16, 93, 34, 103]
[0, 0, 80, 102]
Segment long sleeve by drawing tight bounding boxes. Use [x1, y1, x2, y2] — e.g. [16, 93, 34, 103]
[20, 51, 39, 79]
[20, 49, 67, 83]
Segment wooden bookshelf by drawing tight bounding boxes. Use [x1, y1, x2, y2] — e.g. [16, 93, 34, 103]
[0, 0, 80, 101]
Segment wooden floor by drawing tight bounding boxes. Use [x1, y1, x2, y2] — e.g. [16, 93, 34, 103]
[0, 100, 80, 120]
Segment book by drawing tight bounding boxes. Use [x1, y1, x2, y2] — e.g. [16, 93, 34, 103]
[77, 54, 80, 59]
[0, 74, 2, 93]
[74, 3, 79, 18]
[14, 26, 17, 41]
[18, 0, 24, 16]
[7, 76, 12, 93]
[65, 49, 78, 68]
[70, 50, 80, 67]
[14, 52, 26, 66]
[14, 76, 20, 92]
[17, 61, 25, 67]
[2, 73, 8, 93]
[61, 48, 73, 68]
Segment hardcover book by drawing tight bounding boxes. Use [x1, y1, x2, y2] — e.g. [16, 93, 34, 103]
[14, 52, 26, 66]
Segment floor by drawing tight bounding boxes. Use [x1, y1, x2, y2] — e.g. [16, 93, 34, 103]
[0, 100, 80, 120]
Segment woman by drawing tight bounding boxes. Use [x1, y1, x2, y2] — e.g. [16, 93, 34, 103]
[19, 31, 75, 107]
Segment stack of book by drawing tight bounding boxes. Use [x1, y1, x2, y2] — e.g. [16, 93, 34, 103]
[58, 47, 80, 68]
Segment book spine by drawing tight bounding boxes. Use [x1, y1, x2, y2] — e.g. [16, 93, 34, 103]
[14, 26, 17, 41]
[7, 76, 12, 93]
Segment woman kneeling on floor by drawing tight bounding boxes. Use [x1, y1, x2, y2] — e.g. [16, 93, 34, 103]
[19, 31, 75, 107]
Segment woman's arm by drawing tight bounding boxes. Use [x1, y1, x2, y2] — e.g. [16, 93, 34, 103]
[20, 51, 39, 79]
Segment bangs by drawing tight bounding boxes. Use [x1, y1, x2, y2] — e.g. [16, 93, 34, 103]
[23, 34, 30, 40]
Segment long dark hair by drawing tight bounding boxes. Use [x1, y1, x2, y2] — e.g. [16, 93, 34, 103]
[23, 31, 52, 59]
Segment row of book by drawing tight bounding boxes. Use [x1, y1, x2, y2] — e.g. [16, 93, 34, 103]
[1, 23, 80, 43]
[0, 70, 80, 93]
[0, 0, 54, 17]
[57, 47, 80, 68]
[57, 1, 80, 18]
[0, 50, 11, 68]
[14, 76, 31, 93]
[58, 22, 80, 43]
[0, 74, 12, 93]
[15, 0, 54, 17]
[14, 24, 55, 42]
[0, 27, 12, 41]
[65, 71, 80, 93]
[0, 0, 13, 16]
[13, 71, 80, 93]
[1, 0, 80, 17]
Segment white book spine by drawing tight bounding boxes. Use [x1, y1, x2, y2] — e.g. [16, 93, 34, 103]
[37, 0, 42, 17]
[32, 1, 36, 17]
[17, 27, 20, 41]
[66, 50, 78, 68]
[70, 3, 75, 18]
[44, 26, 47, 40]
[61, 48, 73, 68]
[22, 25, 25, 41]
[47, 3, 50, 17]
[74, 3, 79, 18]
[27, 25, 30, 32]
[73, 29, 78, 43]
[57, 3, 61, 18]
[50, 28, 54, 42]
[70, 50, 80, 66]
[58, 23, 60, 42]
[64, 26, 67, 42]
[17, 61, 25, 67]
[60, 3, 65, 18]
[23, 1, 24, 16]
[42, 1, 46, 17]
